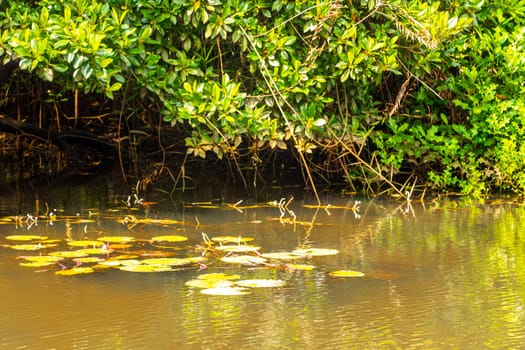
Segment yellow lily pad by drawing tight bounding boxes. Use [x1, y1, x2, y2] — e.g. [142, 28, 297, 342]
[216, 245, 261, 253]
[75, 248, 112, 255]
[292, 248, 339, 257]
[119, 264, 173, 272]
[55, 267, 95, 276]
[49, 251, 89, 258]
[74, 257, 104, 263]
[6, 235, 48, 241]
[6, 244, 49, 251]
[328, 270, 365, 277]
[211, 236, 254, 243]
[261, 252, 301, 260]
[97, 236, 135, 243]
[285, 263, 316, 271]
[185, 279, 234, 289]
[198, 273, 241, 281]
[151, 235, 188, 243]
[67, 240, 104, 247]
[235, 279, 286, 288]
[220, 255, 267, 265]
[200, 287, 250, 296]
[20, 261, 56, 267]
[142, 256, 205, 266]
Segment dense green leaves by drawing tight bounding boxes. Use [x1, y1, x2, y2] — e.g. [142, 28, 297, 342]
[1, 0, 524, 196]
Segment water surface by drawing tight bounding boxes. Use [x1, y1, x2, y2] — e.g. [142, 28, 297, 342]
[1, 181, 524, 349]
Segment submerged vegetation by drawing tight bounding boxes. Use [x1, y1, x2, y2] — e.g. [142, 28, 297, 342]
[1, 0, 525, 198]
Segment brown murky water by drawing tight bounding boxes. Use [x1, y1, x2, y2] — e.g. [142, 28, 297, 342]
[1, 180, 525, 349]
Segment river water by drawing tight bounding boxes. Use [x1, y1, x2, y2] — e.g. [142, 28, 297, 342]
[1, 178, 524, 349]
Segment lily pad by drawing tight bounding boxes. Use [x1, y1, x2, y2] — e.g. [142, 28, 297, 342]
[74, 257, 104, 263]
[151, 235, 188, 243]
[97, 236, 135, 243]
[142, 256, 205, 266]
[67, 240, 104, 247]
[292, 248, 339, 257]
[118, 264, 172, 272]
[200, 287, 250, 296]
[285, 263, 316, 271]
[211, 236, 254, 243]
[49, 251, 89, 258]
[19, 255, 63, 263]
[20, 261, 56, 267]
[55, 267, 95, 276]
[185, 279, 234, 289]
[235, 279, 286, 288]
[6, 235, 48, 241]
[216, 245, 261, 253]
[76, 248, 112, 255]
[198, 273, 241, 281]
[220, 255, 267, 265]
[261, 252, 301, 260]
[328, 270, 365, 277]
[6, 244, 49, 251]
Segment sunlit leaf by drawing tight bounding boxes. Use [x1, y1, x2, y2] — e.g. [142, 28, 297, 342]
[216, 245, 261, 253]
[6, 235, 48, 241]
[19, 255, 63, 263]
[142, 257, 205, 266]
[74, 257, 104, 263]
[220, 255, 267, 265]
[285, 263, 316, 271]
[67, 240, 104, 247]
[328, 270, 365, 277]
[185, 279, 234, 289]
[49, 251, 89, 258]
[6, 244, 49, 251]
[99, 259, 141, 267]
[200, 286, 250, 296]
[261, 252, 301, 260]
[119, 264, 173, 272]
[235, 279, 286, 288]
[197, 273, 241, 280]
[20, 261, 56, 267]
[55, 267, 95, 276]
[105, 243, 133, 249]
[211, 236, 254, 243]
[292, 248, 339, 257]
[76, 248, 112, 255]
[97, 236, 135, 243]
[151, 235, 188, 243]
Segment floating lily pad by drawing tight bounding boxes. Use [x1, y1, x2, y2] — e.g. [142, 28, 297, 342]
[261, 252, 301, 260]
[19, 255, 63, 263]
[211, 236, 254, 243]
[6, 244, 49, 251]
[235, 279, 286, 288]
[198, 273, 241, 280]
[142, 256, 205, 266]
[292, 248, 339, 257]
[328, 270, 365, 277]
[151, 235, 188, 243]
[49, 251, 89, 258]
[185, 279, 234, 289]
[6, 235, 48, 241]
[75, 247, 112, 255]
[118, 264, 172, 272]
[285, 263, 316, 271]
[216, 245, 261, 253]
[200, 287, 250, 296]
[55, 267, 95, 276]
[67, 240, 104, 247]
[74, 257, 104, 263]
[220, 255, 267, 265]
[99, 259, 141, 267]
[97, 236, 135, 243]
[20, 261, 56, 267]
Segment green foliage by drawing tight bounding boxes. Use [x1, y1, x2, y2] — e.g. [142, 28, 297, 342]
[1, 0, 525, 196]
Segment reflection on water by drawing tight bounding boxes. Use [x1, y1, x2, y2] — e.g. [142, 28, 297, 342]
[1, 181, 525, 349]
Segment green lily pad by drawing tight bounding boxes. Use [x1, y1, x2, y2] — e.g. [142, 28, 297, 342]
[220, 255, 267, 265]
[200, 287, 250, 296]
[235, 279, 286, 288]
[292, 248, 339, 257]
[151, 235, 188, 243]
[328, 270, 365, 277]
